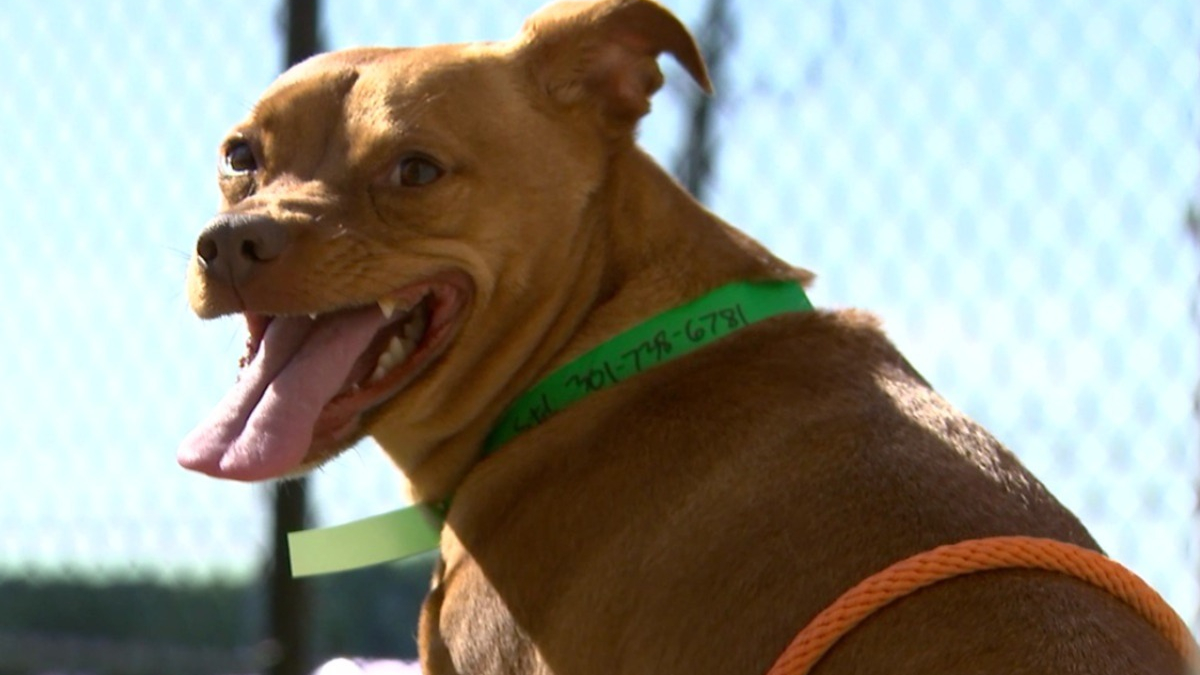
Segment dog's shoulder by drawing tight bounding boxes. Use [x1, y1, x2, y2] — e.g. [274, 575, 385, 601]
[646, 306, 928, 413]
[610, 306, 1098, 545]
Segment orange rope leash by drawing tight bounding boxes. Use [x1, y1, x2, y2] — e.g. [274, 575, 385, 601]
[765, 535, 1197, 675]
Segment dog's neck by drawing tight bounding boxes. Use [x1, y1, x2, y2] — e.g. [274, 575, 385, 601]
[572, 146, 802, 353]
[375, 143, 806, 505]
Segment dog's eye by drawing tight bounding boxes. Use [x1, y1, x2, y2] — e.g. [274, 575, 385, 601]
[222, 141, 258, 175]
[387, 155, 444, 188]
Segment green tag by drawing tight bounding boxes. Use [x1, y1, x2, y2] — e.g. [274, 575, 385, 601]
[288, 506, 441, 577]
[288, 279, 812, 577]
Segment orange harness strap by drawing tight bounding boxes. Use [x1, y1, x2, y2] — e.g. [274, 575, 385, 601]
[765, 535, 1197, 675]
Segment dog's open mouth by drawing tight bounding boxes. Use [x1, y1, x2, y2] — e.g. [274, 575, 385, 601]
[178, 271, 471, 481]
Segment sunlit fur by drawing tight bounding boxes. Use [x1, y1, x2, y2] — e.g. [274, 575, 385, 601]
[186, 1, 1188, 673]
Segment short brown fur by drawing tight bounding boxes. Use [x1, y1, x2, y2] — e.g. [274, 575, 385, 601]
[185, 1, 1189, 673]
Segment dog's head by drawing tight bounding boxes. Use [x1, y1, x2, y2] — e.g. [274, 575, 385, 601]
[178, 0, 710, 484]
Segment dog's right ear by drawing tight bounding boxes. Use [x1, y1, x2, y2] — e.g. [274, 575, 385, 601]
[515, 0, 712, 133]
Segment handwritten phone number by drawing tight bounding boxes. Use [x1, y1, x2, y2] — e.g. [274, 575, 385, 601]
[563, 303, 751, 394]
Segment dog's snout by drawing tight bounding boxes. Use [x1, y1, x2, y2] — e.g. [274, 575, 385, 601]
[195, 213, 290, 286]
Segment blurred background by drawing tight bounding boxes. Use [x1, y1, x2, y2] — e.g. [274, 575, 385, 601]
[0, 0, 1196, 673]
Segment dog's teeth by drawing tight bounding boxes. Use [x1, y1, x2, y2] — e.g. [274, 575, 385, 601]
[368, 336, 412, 385]
[369, 363, 389, 384]
[308, 313, 318, 320]
[377, 351, 397, 372]
[385, 336, 410, 365]
[378, 298, 397, 319]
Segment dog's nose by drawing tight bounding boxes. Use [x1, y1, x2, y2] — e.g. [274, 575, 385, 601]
[195, 213, 290, 286]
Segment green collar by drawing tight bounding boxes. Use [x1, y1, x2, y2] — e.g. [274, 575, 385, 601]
[288, 279, 812, 576]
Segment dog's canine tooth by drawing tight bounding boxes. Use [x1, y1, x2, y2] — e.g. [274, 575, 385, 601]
[378, 298, 398, 319]
[308, 313, 318, 320]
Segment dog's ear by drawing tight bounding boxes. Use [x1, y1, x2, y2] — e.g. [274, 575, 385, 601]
[516, 0, 712, 131]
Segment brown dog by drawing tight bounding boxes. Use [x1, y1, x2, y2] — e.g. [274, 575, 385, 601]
[178, 1, 1189, 673]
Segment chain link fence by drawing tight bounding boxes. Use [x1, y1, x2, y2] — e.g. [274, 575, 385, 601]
[0, 0, 1196, 673]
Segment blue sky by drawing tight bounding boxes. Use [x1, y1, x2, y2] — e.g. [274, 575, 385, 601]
[0, 0, 1197, 621]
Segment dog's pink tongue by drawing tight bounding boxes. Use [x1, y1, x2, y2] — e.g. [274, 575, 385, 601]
[178, 308, 385, 481]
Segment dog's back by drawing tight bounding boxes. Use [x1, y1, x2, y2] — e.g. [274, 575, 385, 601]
[438, 311, 1186, 674]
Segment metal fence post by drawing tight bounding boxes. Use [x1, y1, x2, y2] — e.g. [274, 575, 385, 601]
[673, 0, 732, 201]
[1189, 201, 1199, 628]
[267, 3, 323, 674]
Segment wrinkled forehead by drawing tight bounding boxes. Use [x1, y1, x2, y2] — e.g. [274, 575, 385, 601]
[248, 43, 509, 131]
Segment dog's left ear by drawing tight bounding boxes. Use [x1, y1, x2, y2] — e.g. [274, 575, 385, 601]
[516, 0, 712, 131]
